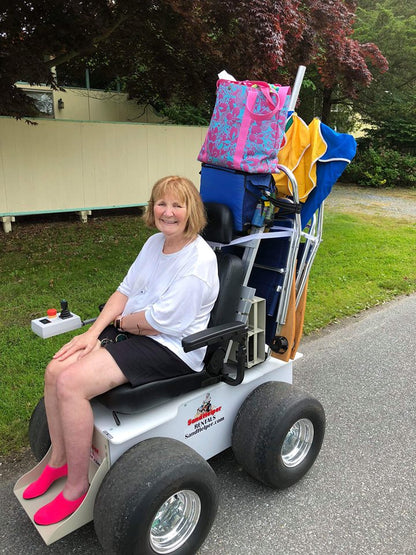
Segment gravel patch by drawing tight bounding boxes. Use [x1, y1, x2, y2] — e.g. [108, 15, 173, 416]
[326, 184, 416, 220]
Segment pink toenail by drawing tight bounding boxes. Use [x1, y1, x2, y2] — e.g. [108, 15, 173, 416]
[34, 491, 87, 525]
[23, 464, 68, 500]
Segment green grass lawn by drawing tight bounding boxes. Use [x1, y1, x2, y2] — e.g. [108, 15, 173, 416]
[304, 211, 416, 332]
[1, 208, 415, 456]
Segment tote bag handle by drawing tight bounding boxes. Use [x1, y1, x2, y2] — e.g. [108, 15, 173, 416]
[241, 80, 280, 109]
[245, 87, 282, 121]
[217, 79, 289, 119]
[245, 83, 290, 121]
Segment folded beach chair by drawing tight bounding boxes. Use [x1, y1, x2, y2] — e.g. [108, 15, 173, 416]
[246, 122, 356, 361]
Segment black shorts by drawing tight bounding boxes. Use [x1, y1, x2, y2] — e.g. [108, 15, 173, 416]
[99, 326, 194, 387]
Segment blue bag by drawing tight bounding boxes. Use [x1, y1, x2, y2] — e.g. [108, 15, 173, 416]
[200, 164, 274, 233]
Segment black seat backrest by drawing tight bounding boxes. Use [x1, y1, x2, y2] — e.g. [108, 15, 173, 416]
[203, 202, 243, 328]
[202, 202, 235, 245]
[210, 250, 244, 328]
[202, 203, 244, 364]
[204, 249, 244, 366]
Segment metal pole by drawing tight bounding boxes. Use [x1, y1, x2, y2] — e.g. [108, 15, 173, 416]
[288, 65, 306, 112]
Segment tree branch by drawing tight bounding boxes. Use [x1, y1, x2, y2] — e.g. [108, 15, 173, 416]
[45, 12, 130, 69]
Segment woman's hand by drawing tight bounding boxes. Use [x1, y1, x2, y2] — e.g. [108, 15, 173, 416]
[53, 330, 100, 362]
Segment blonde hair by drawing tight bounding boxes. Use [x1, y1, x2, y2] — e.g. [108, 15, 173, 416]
[144, 176, 207, 239]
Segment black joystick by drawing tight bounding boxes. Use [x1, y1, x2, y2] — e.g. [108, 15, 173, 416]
[59, 299, 72, 319]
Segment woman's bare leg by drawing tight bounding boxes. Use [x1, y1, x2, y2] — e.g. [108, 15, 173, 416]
[44, 354, 84, 468]
[53, 347, 127, 500]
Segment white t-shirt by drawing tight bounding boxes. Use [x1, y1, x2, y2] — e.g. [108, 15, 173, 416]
[117, 233, 219, 372]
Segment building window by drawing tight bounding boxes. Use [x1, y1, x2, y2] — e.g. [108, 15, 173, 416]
[25, 90, 54, 118]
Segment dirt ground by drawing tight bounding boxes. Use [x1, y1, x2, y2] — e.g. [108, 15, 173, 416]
[326, 183, 416, 220]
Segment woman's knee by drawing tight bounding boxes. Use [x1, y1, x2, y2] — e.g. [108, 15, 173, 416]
[44, 358, 64, 388]
[54, 365, 81, 401]
[55, 362, 95, 402]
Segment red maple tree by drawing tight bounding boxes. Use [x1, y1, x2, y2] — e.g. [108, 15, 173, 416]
[0, 0, 387, 120]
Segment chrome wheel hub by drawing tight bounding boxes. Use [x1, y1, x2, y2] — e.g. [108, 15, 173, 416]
[281, 418, 314, 467]
[150, 490, 201, 553]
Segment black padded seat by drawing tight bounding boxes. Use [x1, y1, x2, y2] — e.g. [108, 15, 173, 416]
[98, 371, 212, 414]
[97, 203, 246, 415]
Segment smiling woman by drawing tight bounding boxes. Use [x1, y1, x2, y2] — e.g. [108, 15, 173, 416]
[21, 175, 219, 526]
[144, 175, 207, 247]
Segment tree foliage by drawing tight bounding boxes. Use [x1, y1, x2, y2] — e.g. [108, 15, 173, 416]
[0, 0, 387, 122]
[352, 0, 416, 149]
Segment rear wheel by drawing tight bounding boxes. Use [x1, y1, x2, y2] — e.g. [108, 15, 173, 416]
[94, 437, 218, 555]
[232, 381, 325, 489]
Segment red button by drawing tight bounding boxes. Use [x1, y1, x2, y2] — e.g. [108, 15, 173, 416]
[47, 308, 57, 318]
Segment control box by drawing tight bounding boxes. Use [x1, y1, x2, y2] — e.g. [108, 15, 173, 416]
[31, 300, 83, 339]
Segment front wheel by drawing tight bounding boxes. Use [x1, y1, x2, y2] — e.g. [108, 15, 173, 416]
[232, 381, 325, 489]
[94, 437, 218, 555]
[28, 397, 51, 461]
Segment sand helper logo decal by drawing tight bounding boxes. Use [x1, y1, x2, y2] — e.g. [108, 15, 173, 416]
[185, 393, 224, 439]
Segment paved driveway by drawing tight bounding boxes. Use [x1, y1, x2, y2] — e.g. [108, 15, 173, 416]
[1, 294, 415, 554]
[199, 293, 416, 555]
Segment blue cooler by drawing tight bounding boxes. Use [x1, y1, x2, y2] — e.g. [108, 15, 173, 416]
[200, 164, 274, 233]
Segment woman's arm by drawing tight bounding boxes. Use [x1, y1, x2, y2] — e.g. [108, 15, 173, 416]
[88, 291, 129, 337]
[53, 291, 128, 361]
[116, 311, 159, 336]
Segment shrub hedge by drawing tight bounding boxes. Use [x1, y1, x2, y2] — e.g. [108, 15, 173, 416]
[342, 145, 416, 188]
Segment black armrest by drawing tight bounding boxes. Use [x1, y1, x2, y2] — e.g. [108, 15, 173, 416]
[182, 321, 247, 353]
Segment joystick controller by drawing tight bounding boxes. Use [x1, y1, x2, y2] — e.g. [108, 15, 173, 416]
[31, 300, 82, 338]
[59, 299, 72, 319]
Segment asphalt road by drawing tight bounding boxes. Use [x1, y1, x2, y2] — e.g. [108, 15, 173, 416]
[1, 294, 415, 554]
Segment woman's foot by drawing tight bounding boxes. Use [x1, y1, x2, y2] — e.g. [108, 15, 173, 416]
[34, 490, 87, 525]
[23, 464, 68, 500]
